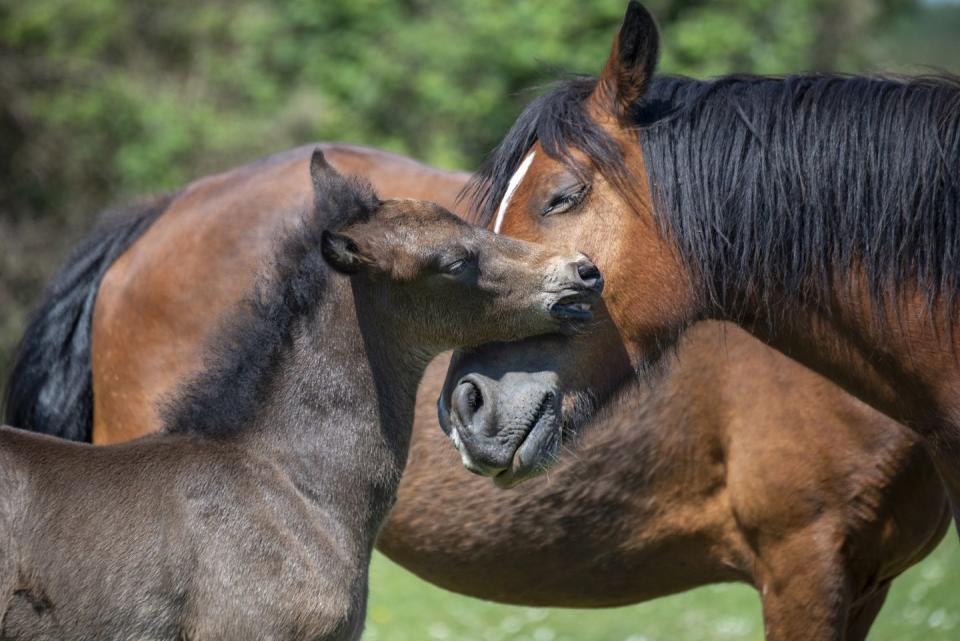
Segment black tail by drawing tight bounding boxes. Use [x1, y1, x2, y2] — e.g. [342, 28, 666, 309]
[2, 194, 173, 441]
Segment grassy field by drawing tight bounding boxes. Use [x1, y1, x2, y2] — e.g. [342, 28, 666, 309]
[365, 527, 958, 641]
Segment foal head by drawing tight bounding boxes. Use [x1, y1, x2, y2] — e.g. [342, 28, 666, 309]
[162, 150, 602, 444]
[313, 151, 604, 357]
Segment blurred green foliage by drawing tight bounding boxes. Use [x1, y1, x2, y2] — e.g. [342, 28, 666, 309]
[0, 0, 931, 220]
[1, 0, 959, 376]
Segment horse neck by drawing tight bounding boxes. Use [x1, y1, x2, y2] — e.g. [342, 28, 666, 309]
[240, 276, 429, 556]
[677, 209, 960, 515]
[721, 267, 960, 433]
[638, 74, 960, 516]
[730, 284, 960, 522]
[637, 77, 960, 427]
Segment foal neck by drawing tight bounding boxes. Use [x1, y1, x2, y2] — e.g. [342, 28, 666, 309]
[242, 275, 430, 554]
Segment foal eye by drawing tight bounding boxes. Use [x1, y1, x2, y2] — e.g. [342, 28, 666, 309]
[543, 183, 590, 217]
[442, 259, 468, 275]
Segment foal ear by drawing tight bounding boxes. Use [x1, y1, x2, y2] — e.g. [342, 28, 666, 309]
[595, 1, 660, 120]
[321, 230, 369, 275]
[310, 148, 343, 190]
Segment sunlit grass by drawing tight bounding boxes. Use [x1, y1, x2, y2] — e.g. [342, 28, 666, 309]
[366, 527, 958, 641]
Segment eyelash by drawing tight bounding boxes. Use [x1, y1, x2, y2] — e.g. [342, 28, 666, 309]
[445, 259, 467, 275]
[441, 254, 475, 276]
[543, 184, 590, 216]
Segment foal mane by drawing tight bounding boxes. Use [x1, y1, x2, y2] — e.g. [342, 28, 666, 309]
[466, 73, 960, 318]
[163, 166, 379, 437]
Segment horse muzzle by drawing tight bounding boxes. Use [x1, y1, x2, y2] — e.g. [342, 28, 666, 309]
[438, 369, 563, 487]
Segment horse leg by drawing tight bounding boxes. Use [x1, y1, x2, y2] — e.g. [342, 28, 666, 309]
[757, 530, 850, 641]
[843, 583, 890, 641]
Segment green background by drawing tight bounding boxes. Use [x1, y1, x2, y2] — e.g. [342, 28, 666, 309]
[2, 2, 960, 638]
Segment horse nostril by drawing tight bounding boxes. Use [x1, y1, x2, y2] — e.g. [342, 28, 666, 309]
[452, 378, 486, 427]
[464, 381, 483, 413]
[448, 376, 509, 477]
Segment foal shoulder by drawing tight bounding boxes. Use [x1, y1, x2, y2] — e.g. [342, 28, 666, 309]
[0, 426, 32, 533]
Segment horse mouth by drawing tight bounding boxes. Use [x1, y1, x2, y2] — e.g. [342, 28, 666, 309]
[493, 392, 559, 489]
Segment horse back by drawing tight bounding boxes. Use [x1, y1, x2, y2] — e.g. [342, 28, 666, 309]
[0, 427, 88, 639]
[91, 143, 470, 443]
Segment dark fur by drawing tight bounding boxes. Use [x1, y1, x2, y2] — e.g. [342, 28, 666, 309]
[162, 173, 379, 437]
[2, 194, 173, 440]
[467, 73, 960, 317]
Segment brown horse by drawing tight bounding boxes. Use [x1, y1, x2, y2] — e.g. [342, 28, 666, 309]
[7, 150, 951, 640]
[440, 2, 960, 635]
[0, 151, 599, 641]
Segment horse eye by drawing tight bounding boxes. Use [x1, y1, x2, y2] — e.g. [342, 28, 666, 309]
[542, 183, 591, 217]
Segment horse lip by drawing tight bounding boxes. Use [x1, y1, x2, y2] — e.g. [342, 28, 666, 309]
[493, 393, 557, 488]
[440, 388, 514, 478]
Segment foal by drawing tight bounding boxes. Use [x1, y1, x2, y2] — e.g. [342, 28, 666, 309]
[0, 150, 601, 640]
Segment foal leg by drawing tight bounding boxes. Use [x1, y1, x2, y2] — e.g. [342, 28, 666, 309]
[756, 530, 850, 641]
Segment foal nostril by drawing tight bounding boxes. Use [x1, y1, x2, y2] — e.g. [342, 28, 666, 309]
[574, 256, 604, 293]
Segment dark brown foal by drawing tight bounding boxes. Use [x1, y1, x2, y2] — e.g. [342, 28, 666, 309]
[0, 152, 600, 640]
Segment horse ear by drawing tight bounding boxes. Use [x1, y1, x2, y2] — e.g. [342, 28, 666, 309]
[595, 1, 660, 120]
[321, 230, 369, 275]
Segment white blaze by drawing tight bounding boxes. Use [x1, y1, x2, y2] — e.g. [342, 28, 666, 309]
[492, 151, 536, 234]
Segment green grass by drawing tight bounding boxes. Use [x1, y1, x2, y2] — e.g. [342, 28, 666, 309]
[365, 527, 959, 641]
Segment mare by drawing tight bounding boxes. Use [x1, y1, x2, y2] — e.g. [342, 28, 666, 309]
[0, 150, 599, 640]
[3, 146, 950, 640]
[440, 3, 960, 638]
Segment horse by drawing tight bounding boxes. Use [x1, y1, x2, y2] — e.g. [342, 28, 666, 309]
[0, 150, 600, 640]
[3, 143, 949, 641]
[439, 3, 960, 636]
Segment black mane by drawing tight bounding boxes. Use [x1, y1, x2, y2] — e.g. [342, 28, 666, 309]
[467, 73, 960, 316]
[162, 169, 379, 437]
